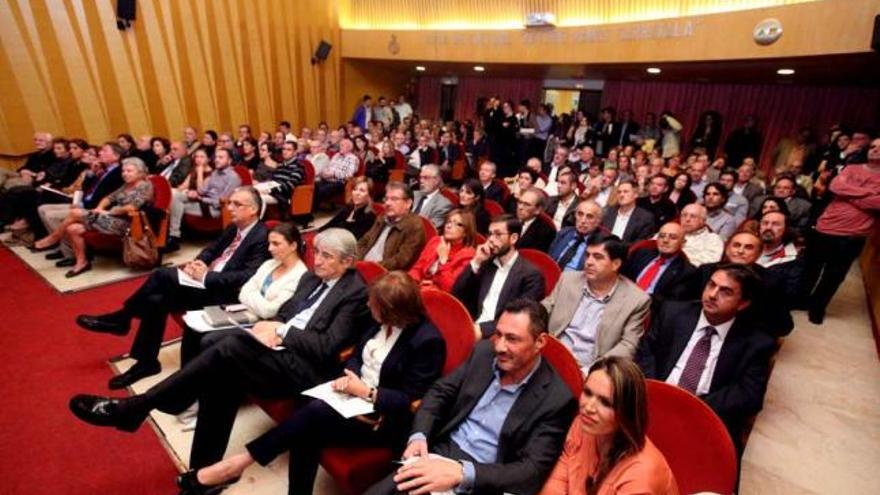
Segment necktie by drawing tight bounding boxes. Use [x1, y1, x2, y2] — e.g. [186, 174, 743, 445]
[291, 282, 329, 315]
[209, 231, 242, 270]
[636, 256, 666, 292]
[414, 194, 427, 214]
[557, 234, 586, 269]
[678, 326, 717, 394]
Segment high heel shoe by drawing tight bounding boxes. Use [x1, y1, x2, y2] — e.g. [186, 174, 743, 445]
[176, 469, 240, 495]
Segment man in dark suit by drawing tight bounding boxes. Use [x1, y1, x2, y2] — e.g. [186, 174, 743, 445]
[75, 187, 270, 389]
[601, 179, 657, 244]
[636, 264, 776, 454]
[365, 299, 578, 495]
[69, 228, 371, 470]
[636, 174, 677, 228]
[623, 222, 696, 308]
[478, 161, 507, 205]
[749, 175, 812, 234]
[548, 199, 604, 271]
[544, 170, 579, 229]
[514, 187, 557, 252]
[156, 140, 193, 187]
[453, 215, 545, 338]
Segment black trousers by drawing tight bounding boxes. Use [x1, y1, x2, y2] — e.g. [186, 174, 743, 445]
[802, 229, 866, 316]
[246, 399, 400, 495]
[122, 267, 236, 363]
[363, 441, 475, 495]
[140, 333, 310, 469]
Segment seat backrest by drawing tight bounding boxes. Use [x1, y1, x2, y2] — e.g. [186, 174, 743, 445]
[483, 199, 505, 217]
[301, 160, 316, 185]
[540, 335, 583, 399]
[148, 175, 172, 210]
[372, 202, 385, 216]
[628, 238, 657, 256]
[355, 261, 387, 285]
[440, 188, 459, 207]
[519, 248, 561, 297]
[393, 150, 406, 170]
[420, 215, 438, 240]
[421, 288, 476, 375]
[233, 165, 253, 185]
[537, 212, 558, 234]
[494, 179, 511, 202]
[645, 379, 738, 495]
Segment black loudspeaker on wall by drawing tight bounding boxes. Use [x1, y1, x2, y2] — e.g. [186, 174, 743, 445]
[872, 14, 880, 52]
[117, 0, 136, 30]
[312, 41, 333, 64]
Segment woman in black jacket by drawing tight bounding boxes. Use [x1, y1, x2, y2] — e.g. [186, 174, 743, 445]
[318, 176, 377, 239]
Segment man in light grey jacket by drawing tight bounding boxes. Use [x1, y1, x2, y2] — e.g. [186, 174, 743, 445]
[412, 164, 453, 229]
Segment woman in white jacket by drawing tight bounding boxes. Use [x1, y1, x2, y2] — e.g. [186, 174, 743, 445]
[238, 222, 309, 319]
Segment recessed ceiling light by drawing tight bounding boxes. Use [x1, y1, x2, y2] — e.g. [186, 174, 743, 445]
[646, 67, 661, 74]
[473, 66, 485, 72]
[574, 84, 584, 89]
[415, 66, 426, 72]
[777, 68, 795, 75]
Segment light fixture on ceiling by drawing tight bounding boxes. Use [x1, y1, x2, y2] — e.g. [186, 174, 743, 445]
[574, 83, 584, 89]
[473, 66, 485, 72]
[415, 66, 426, 72]
[646, 67, 661, 74]
[777, 68, 795, 75]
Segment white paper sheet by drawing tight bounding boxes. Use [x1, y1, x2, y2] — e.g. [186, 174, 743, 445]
[177, 268, 206, 289]
[302, 381, 375, 419]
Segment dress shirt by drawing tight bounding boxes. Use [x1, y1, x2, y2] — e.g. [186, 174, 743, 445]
[520, 217, 536, 238]
[559, 280, 618, 368]
[635, 255, 674, 294]
[200, 167, 241, 207]
[817, 164, 880, 237]
[681, 227, 724, 267]
[552, 195, 576, 229]
[544, 165, 561, 196]
[705, 208, 736, 241]
[690, 179, 707, 200]
[395, 102, 413, 121]
[595, 187, 612, 208]
[84, 162, 119, 202]
[160, 158, 181, 179]
[324, 152, 359, 182]
[278, 277, 340, 338]
[665, 312, 735, 396]
[559, 235, 589, 271]
[415, 190, 439, 214]
[611, 207, 634, 238]
[363, 222, 393, 262]
[360, 325, 403, 389]
[211, 220, 257, 272]
[758, 243, 798, 268]
[473, 252, 519, 324]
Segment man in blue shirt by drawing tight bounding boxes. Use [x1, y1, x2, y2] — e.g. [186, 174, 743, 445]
[365, 299, 577, 495]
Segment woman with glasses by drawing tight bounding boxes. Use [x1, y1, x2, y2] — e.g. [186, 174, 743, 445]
[408, 208, 477, 291]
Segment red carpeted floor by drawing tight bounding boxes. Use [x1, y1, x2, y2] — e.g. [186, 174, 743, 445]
[0, 248, 183, 494]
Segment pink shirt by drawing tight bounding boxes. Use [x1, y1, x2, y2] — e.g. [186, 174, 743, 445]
[817, 164, 880, 237]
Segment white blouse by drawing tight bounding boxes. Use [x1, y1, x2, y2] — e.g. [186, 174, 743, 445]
[360, 325, 403, 389]
[238, 258, 308, 319]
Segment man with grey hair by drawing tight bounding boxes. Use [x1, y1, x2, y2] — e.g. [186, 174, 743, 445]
[75, 186, 268, 389]
[1, 131, 54, 191]
[412, 164, 453, 229]
[69, 227, 370, 472]
[359, 181, 426, 270]
[679, 203, 723, 266]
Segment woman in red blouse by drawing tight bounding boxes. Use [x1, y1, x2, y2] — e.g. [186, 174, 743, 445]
[407, 208, 477, 291]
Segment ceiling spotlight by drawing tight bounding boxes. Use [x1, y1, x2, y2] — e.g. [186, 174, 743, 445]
[473, 66, 485, 72]
[574, 84, 584, 89]
[415, 66, 426, 72]
[646, 67, 661, 74]
[777, 68, 795, 75]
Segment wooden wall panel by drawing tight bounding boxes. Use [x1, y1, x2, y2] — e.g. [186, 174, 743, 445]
[0, 0, 342, 156]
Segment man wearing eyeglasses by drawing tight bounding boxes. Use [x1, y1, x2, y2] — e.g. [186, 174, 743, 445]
[513, 187, 556, 252]
[358, 181, 426, 271]
[75, 186, 269, 388]
[412, 164, 453, 229]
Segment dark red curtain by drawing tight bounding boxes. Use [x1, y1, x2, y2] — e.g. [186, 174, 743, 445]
[416, 76, 543, 122]
[601, 80, 880, 173]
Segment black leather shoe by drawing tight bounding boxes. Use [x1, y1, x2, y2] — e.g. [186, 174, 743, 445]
[65, 262, 92, 278]
[177, 469, 239, 495]
[108, 361, 162, 390]
[45, 250, 65, 260]
[69, 394, 147, 432]
[55, 258, 76, 268]
[76, 312, 131, 335]
[28, 242, 59, 253]
[160, 237, 181, 254]
[808, 308, 825, 325]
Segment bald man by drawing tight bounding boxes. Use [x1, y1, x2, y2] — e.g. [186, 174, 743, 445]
[623, 222, 696, 306]
[679, 203, 724, 266]
[1, 132, 54, 191]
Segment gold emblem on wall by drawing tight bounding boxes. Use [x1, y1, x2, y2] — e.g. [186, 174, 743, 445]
[388, 34, 400, 55]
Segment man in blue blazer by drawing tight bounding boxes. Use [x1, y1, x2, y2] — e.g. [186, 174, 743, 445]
[548, 199, 604, 271]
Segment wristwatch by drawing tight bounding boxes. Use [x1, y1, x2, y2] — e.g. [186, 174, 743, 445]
[367, 387, 377, 403]
[274, 325, 287, 338]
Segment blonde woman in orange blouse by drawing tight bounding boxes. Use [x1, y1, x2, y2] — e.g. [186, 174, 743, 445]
[540, 357, 679, 495]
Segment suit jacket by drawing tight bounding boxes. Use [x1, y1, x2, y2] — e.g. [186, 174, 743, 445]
[83, 164, 124, 209]
[636, 196, 677, 228]
[548, 227, 591, 271]
[543, 273, 650, 364]
[413, 190, 454, 229]
[601, 206, 657, 244]
[344, 319, 445, 431]
[163, 156, 193, 188]
[357, 213, 427, 271]
[622, 249, 696, 305]
[516, 216, 557, 252]
[196, 222, 270, 300]
[275, 269, 371, 385]
[412, 340, 578, 495]
[636, 300, 776, 451]
[545, 195, 578, 229]
[484, 181, 506, 205]
[738, 181, 764, 203]
[451, 254, 545, 337]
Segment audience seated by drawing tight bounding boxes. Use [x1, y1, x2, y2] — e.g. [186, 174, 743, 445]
[732, 161, 765, 203]
[315, 138, 358, 203]
[69, 228, 370, 471]
[74, 187, 269, 389]
[508, 167, 540, 212]
[0, 131, 54, 192]
[408, 209, 477, 292]
[748, 175, 811, 234]
[254, 140, 305, 214]
[412, 164, 453, 229]
[358, 181, 426, 270]
[458, 178, 491, 234]
[364, 299, 578, 495]
[546, 169, 579, 229]
[702, 182, 737, 241]
[623, 222, 696, 307]
[542, 145, 569, 196]
[452, 215, 545, 337]
[514, 187, 557, 252]
[177, 271, 446, 495]
[718, 169, 749, 225]
[549, 200, 604, 271]
[668, 172, 697, 213]
[637, 264, 776, 454]
[318, 176, 377, 239]
[756, 211, 805, 305]
[477, 161, 506, 205]
[543, 233, 651, 370]
[156, 141, 194, 190]
[32, 157, 154, 277]
[679, 203, 724, 267]
[636, 174, 677, 228]
[170, 148, 241, 240]
[602, 179, 657, 244]
[539, 357, 679, 495]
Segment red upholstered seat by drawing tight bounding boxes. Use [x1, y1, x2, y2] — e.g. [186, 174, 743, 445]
[519, 248, 561, 297]
[540, 335, 583, 398]
[355, 261, 386, 285]
[184, 165, 253, 234]
[319, 288, 477, 494]
[483, 199, 505, 217]
[420, 215, 438, 241]
[628, 238, 657, 256]
[440, 187, 459, 207]
[645, 379, 738, 495]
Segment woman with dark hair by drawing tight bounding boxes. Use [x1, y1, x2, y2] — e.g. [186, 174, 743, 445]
[237, 222, 309, 320]
[690, 110, 722, 158]
[319, 176, 376, 238]
[176, 271, 446, 495]
[668, 172, 697, 213]
[148, 136, 171, 173]
[116, 133, 135, 158]
[458, 178, 490, 234]
[366, 140, 396, 186]
[239, 137, 260, 171]
[408, 209, 477, 291]
[254, 141, 279, 182]
[540, 357, 678, 495]
[352, 134, 375, 164]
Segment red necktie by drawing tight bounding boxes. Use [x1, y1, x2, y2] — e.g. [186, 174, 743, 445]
[210, 231, 242, 270]
[636, 256, 665, 291]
